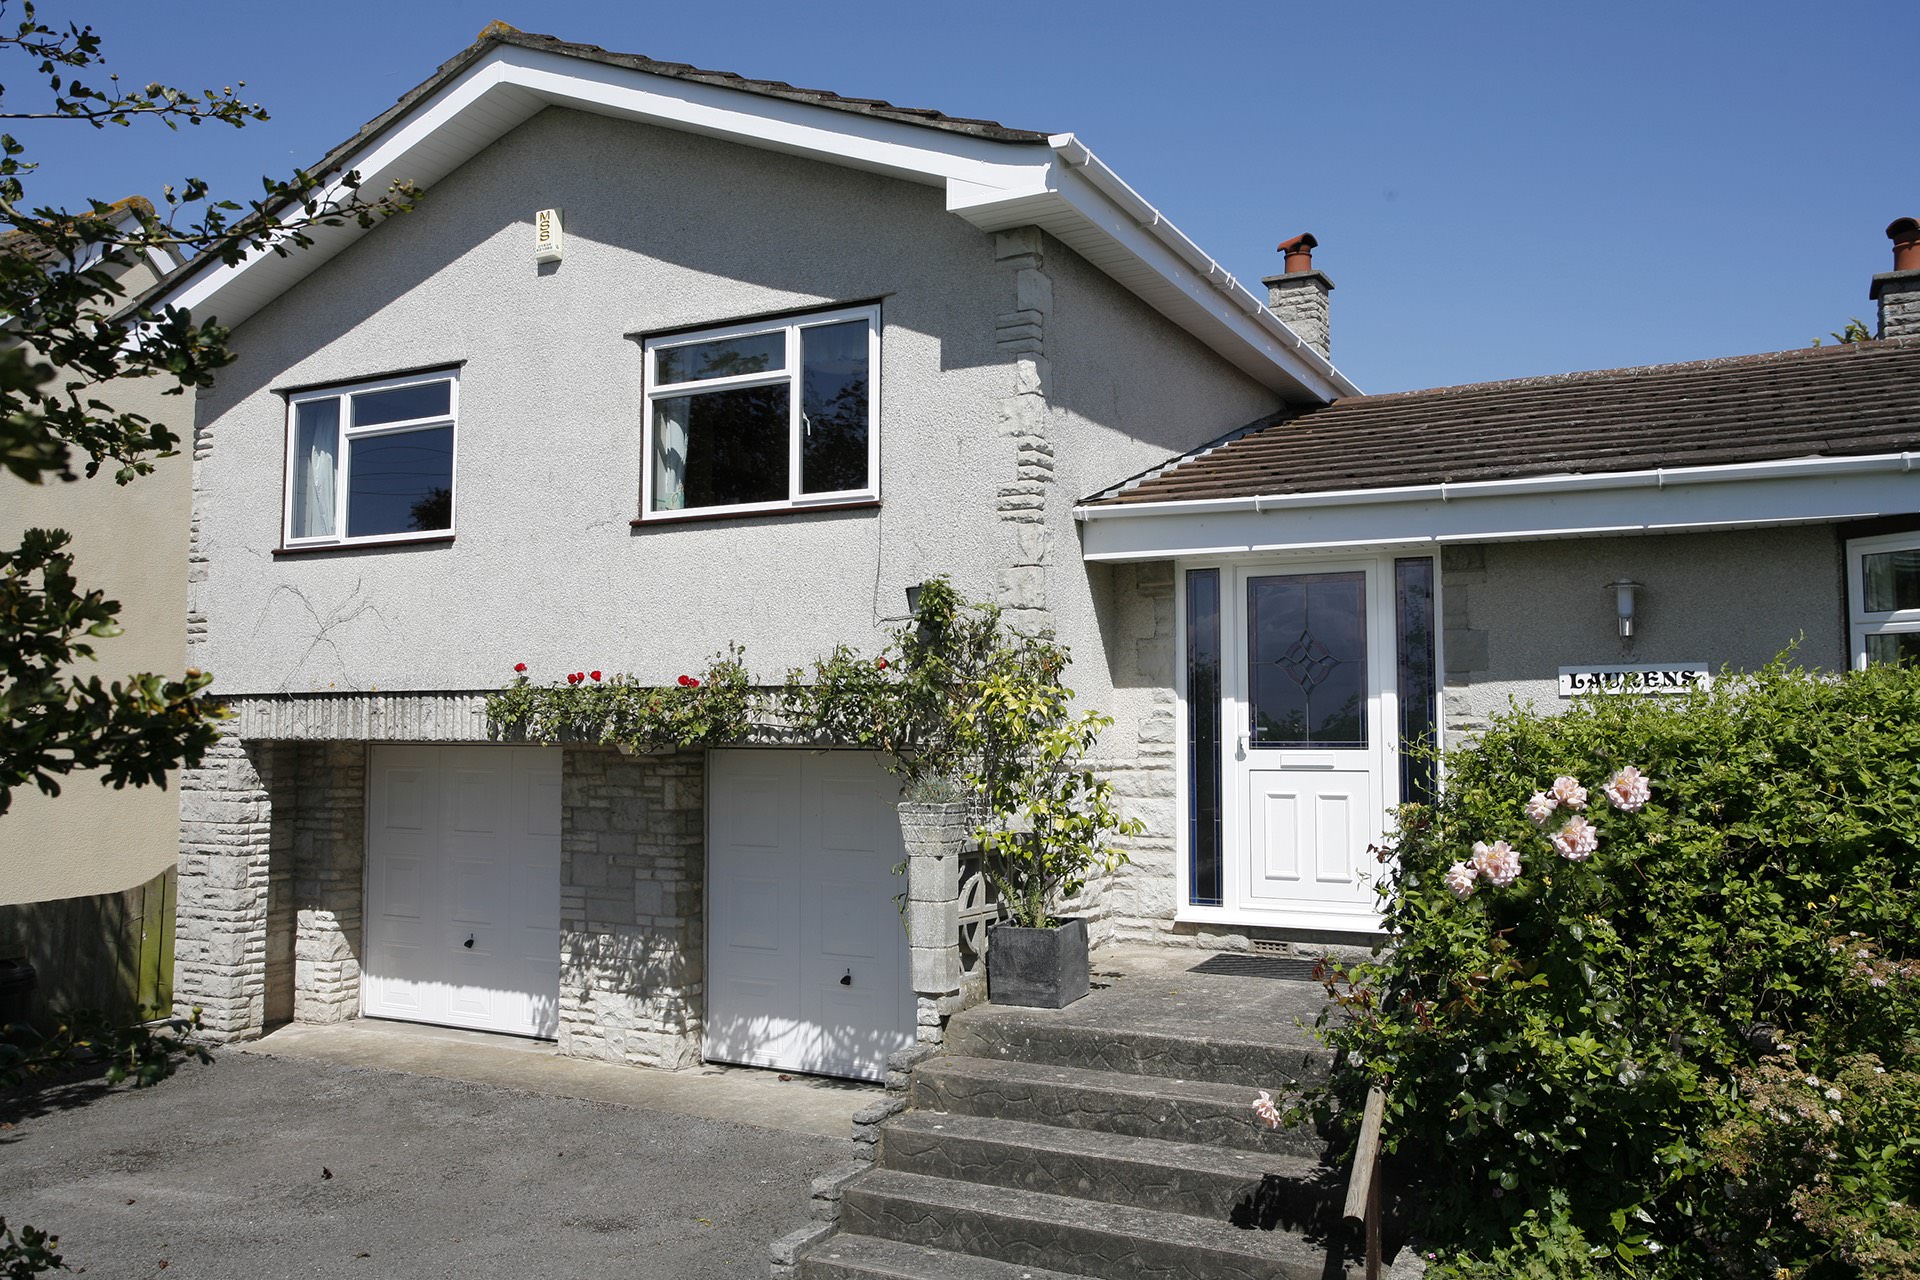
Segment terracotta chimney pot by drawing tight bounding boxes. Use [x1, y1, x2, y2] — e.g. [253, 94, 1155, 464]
[1276, 232, 1318, 275]
[1890, 217, 1920, 273]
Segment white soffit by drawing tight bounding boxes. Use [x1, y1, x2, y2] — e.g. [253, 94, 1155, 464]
[149, 45, 1353, 403]
[1074, 454, 1920, 561]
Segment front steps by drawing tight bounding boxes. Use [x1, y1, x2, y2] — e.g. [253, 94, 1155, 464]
[790, 968, 1367, 1280]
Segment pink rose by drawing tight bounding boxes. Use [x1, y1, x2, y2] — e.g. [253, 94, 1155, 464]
[1472, 839, 1521, 887]
[1549, 776, 1588, 811]
[1444, 861, 1479, 899]
[1551, 816, 1599, 861]
[1603, 766, 1651, 812]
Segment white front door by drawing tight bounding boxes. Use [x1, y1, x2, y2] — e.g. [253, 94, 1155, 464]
[363, 744, 561, 1037]
[706, 749, 915, 1082]
[1223, 561, 1397, 931]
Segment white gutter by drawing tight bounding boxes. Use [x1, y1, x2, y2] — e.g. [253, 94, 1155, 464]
[1047, 134, 1361, 400]
[1075, 451, 1920, 522]
[1074, 451, 1920, 562]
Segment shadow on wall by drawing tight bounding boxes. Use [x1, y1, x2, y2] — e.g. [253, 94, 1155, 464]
[0, 868, 175, 1028]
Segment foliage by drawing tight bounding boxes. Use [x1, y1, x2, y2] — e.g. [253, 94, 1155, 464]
[489, 579, 1141, 926]
[1312, 659, 1920, 1279]
[781, 577, 1005, 786]
[958, 665, 1139, 928]
[1, 527, 218, 812]
[0, 2, 417, 811]
[0, 1217, 60, 1278]
[0, 1007, 209, 1091]
[1812, 317, 1873, 346]
[484, 646, 755, 753]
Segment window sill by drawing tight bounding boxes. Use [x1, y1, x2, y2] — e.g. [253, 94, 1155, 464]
[274, 533, 455, 557]
[630, 499, 880, 529]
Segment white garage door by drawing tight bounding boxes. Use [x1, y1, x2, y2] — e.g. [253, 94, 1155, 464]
[363, 744, 561, 1038]
[706, 750, 915, 1082]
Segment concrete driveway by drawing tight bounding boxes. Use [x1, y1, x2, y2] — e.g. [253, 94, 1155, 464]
[0, 1024, 873, 1279]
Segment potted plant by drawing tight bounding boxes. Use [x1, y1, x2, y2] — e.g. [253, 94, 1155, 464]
[963, 667, 1140, 1009]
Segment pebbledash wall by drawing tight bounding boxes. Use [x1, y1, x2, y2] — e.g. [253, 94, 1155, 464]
[172, 106, 1292, 1053]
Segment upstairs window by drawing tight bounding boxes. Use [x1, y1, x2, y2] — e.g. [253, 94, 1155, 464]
[1849, 531, 1920, 668]
[284, 371, 457, 546]
[642, 304, 879, 519]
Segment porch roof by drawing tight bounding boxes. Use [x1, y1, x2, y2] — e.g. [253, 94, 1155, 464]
[1076, 339, 1920, 561]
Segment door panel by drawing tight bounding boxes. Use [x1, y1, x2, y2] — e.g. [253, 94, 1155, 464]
[1226, 563, 1393, 929]
[708, 749, 913, 1082]
[363, 745, 560, 1038]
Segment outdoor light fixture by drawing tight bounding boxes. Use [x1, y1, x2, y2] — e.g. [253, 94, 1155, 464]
[905, 583, 924, 615]
[1606, 579, 1643, 638]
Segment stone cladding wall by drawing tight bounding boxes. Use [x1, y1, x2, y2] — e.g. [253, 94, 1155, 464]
[556, 747, 706, 1070]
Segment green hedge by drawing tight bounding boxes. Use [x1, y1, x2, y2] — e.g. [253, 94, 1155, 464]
[1321, 659, 1920, 1279]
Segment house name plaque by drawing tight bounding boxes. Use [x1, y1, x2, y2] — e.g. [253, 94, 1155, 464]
[1558, 664, 1713, 697]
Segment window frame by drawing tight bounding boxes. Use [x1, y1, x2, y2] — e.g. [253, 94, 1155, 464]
[281, 369, 461, 550]
[1847, 529, 1920, 668]
[639, 303, 881, 522]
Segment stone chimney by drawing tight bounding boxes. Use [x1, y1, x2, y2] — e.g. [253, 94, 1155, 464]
[1871, 217, 1920, 339]
[1263, 233, 1334, 361]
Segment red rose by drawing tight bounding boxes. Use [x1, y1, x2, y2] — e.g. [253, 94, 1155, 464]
[590, 671, 602, 682]
[567, 672, 582, 685]
[688, 677, 701, 689]
[875, 657, 889, 670]
[514, 662, 528, 673]
[676, 675, 691, 687]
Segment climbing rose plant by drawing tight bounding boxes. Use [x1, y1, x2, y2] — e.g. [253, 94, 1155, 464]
[1288, 658, 1920, 1280]
[484, 645, 753, 753]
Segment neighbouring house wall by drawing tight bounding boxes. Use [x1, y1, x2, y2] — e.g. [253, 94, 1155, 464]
[1441, 526, 1848, 734]
[558, 747, 705, 1070]
[2, 355, 192, 907]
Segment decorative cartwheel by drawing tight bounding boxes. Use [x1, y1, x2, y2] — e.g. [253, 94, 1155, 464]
[956, 846, 1000, 977]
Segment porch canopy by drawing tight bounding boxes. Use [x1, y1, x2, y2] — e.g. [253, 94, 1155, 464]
[1076, 339, 1920, 561]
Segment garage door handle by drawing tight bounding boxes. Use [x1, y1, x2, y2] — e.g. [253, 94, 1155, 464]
[840, 969, 852, 986]
[464, 934, 475, 949]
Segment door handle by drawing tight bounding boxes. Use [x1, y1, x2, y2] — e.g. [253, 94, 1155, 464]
[840, 969, 853, 986]
[464, 934, 475, 949]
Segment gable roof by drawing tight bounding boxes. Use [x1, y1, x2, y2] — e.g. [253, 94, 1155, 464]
[1077, 338, 1920, 560]
[134, 27, 1355, 403]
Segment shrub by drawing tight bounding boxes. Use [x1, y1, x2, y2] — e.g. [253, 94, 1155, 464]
[1318, 659, 1920, 1278]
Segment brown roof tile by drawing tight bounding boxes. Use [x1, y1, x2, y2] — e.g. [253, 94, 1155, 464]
[1087, 339, 1920, 506]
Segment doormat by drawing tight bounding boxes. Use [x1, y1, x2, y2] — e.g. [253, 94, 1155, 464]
[1187, 953, 1322, 982]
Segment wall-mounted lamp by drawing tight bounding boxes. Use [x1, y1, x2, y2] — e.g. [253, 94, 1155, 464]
[905, 583, 925, 616]
[1606, 579, 1643, 638]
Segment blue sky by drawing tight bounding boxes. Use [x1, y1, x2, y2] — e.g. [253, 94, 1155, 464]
[19, 0, 1916, 393]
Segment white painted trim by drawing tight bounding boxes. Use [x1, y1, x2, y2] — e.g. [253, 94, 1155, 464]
[1168, 551, 1429, 933]
[1077, 453, 1920, 562]
[638, 303, 881, 520]
[283, 369, 460, 548]
[1846, 528, 1920, 669]
[143, 45, 1344, 402]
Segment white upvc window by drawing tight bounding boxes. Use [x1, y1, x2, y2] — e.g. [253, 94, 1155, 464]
[283, 370, 459, 548]
[1848, 530, 1920, 668]
[641, 304, 880, 520]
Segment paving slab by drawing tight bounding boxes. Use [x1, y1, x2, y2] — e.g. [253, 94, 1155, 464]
[0, 1045, 855, 1279]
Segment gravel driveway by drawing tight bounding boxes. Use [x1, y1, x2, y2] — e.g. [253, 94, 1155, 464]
[0, 1051, 847, 1279]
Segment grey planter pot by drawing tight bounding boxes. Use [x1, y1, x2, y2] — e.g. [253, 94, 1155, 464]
[986, 917, 1089, 1009]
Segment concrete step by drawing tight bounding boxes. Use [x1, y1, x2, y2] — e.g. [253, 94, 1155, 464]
[840, 1167, 1355, 1280]
[798, 1231, 1091, 1280]
[909, 1055, 1330, 1158]
[942, 983, 1336, 1088]
[881, 1110, 1342, 1225]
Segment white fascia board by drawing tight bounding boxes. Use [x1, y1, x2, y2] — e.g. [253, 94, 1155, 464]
[1075, 453, 1920, 561]
[985, 135, 1358, 402]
